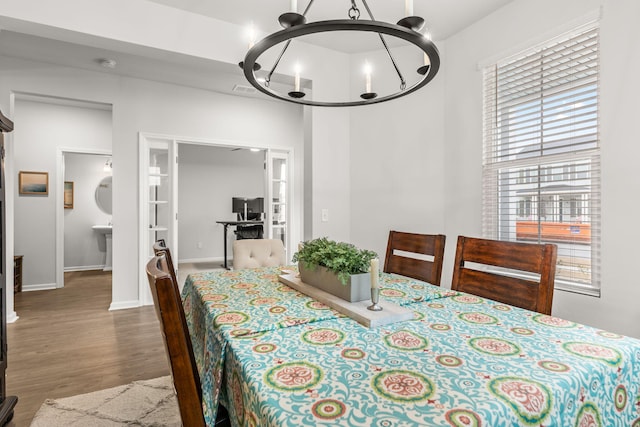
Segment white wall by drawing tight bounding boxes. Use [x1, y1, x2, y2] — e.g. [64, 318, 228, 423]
[349, 45, 447, 260]
[114, 77, 304, 306]
[0, 0, 353, 243]
[0, 55, 304, 308]
[177, 145, 264, 262]
[306, 60, 351, 242]
[13, 98, 112, 289]
[5, 0, 638, 339]
[64, 153, 112, 270]
[1, 0, 351, 312]
[442, 0, 640, 338]
[0, 57, 303, 308]
[349, 0, 640, 339]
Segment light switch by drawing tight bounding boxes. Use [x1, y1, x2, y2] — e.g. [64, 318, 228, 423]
[321, 209, 329, 222]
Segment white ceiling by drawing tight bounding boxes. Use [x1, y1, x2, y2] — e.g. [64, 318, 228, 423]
[0, 1, 514, 98]
[148, 0, 514, 52]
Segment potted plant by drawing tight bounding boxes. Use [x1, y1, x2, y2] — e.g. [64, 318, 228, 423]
[293, 237, 378, 302]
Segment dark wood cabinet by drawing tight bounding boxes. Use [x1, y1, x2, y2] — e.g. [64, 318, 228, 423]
[0, 110, 18, 424]
[13, 256, 22, 294]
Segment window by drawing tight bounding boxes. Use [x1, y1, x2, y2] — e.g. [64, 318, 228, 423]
[482, 23, 600, 296]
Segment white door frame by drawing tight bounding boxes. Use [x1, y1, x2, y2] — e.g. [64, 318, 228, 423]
[56, 147, 112, 289]
[138, 132, 298, 306]
[138, 134, 179, 306]
[265, 149, 293, 261]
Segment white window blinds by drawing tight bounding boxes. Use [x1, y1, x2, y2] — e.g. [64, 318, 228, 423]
[482, 23, 601, 296]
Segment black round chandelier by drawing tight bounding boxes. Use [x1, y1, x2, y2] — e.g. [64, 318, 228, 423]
[239, 0, 440, 107]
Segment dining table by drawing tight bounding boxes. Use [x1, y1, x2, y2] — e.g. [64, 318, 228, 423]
[182, 266, 640, 426]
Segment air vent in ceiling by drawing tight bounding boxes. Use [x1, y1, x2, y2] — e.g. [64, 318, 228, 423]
[232, 84, 257, 94]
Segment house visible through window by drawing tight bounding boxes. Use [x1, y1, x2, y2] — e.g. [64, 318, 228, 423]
[482, 23, 601, 296]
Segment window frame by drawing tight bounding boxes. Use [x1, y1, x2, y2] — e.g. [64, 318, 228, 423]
[481, 22, 601, 297]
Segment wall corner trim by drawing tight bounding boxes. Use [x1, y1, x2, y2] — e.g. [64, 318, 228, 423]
[108, 300, 142, 311]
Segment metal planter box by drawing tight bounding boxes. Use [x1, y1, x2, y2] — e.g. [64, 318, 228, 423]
[298, 263, 370, 302]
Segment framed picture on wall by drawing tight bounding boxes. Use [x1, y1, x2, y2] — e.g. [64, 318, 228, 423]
[18, 171, 48, 195]
[64, 181, 74, 209]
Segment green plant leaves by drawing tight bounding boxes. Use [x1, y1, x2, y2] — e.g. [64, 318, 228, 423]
[292, 237, 378, 285]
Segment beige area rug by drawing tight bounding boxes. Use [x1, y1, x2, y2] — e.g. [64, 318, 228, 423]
[30, 376, 181, 426]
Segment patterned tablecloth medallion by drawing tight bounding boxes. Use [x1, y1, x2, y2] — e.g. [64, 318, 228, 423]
[183, 266, 640, 426]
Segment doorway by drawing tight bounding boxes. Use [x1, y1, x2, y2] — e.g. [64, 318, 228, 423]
[58, 151, 113, 288]
[138, 133, 299, 306]
[177, 144, 266, 268]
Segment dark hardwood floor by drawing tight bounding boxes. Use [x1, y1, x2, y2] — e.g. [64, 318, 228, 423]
[5, 270, 170, 426]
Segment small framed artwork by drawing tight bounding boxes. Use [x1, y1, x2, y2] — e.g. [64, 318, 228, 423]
[64, 181, 74, 209]
[19, 171, 48, 195]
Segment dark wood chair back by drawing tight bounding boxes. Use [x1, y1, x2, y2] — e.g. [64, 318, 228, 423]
[152, 239, 177, 285]
[383, 231, 446, 286]
[146, 253, 206, 427]
[451, 236, 558, 315]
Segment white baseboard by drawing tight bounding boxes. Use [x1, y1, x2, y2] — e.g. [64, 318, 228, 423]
[64, 265, 105, 272]
[109, 300, 142, 311]
[179, 256, 225, 264]
[23, 283, 57, 292]
[6, 311, 18, 323]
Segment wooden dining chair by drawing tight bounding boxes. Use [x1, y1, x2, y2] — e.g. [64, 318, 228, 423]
[146, 253, 205, 426]
[232, 238, 286, 270]
[153, 239, 177, 284]
[383, 231, 446, 286]
[146, 253, 230, 427]
[451, 236, 558, 315]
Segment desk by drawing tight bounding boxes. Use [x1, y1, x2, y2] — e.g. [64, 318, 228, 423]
[183, 267, 640, 426]
[215, 220, 264, 269]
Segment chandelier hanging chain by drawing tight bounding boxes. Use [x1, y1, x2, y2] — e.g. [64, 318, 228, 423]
[266, 0, 406, 91]
[265, 0, 317, 87]
[359, 0, 406, 90]
[348, 0, 361, 20]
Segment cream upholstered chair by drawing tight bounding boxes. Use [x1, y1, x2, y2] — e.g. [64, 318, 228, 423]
[233, 239, 286, 270]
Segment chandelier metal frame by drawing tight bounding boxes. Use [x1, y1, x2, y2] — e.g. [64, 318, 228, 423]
[240, 0, 440, 107]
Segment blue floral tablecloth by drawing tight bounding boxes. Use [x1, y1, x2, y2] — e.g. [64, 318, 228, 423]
[182, 266, 455, 425]
[183, 267, 640, 426]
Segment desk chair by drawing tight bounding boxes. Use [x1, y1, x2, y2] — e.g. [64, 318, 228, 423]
[235, 212, 264, 239]
[234, 224, 264, 239]
[451, 236, 557, 315]
[146, 253, 230, 426]
[233, 239, 286, 270]
[383, 231, 446, 286]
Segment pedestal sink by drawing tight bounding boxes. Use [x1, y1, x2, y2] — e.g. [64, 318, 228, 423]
[92, 225, 112, 271]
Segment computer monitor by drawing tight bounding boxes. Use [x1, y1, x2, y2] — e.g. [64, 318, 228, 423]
[232, 197, 264, 221]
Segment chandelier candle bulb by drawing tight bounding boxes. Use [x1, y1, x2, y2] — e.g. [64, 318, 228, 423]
[290, 0, 297, 12]
[248, 23, 256, 49]
[294, 65, 301, 92]
[370, 258, 379, 289]
[364, 63, 372, 93]
[405, 0, 414, 16]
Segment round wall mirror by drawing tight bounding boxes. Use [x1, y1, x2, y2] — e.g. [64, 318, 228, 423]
[95, 176, 112, 215]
